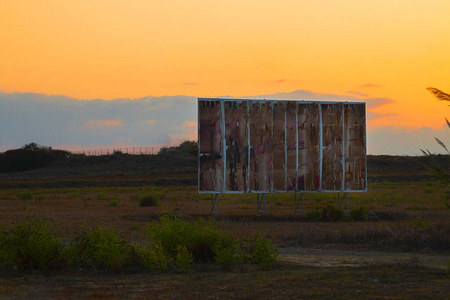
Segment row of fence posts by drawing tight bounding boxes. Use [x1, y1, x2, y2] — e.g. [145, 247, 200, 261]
[72, 147, 161, 156]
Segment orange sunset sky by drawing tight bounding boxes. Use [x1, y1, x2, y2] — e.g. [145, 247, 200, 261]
[1, 0, 450, 153]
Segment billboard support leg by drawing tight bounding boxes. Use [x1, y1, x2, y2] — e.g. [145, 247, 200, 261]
[337, 192, 344, 209]
[337, 193, 350, 216]
[346, 192, 350, 217]
[211, 193, 219, 214]
[257, 193, 266, 215]
[295, 193, 305, 216]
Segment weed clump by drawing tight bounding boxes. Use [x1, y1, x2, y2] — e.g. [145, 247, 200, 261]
[138, 193, 161, 207]
[17, 191, 33, 201]
[350, 205, 367, 221]
[306, 204, 345, 222]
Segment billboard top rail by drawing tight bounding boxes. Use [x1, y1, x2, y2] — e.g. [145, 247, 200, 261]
[198, 98, 366, 105]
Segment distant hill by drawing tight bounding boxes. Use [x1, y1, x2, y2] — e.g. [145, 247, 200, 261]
[0, 144, 448, 188]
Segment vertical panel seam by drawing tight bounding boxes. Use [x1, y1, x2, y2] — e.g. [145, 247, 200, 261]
[221, 99, 226, 193]
[319, 103, 323, 191]
[342, 104, 345, 192]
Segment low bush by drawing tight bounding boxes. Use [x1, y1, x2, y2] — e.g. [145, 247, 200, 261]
[144, 215, 278, 271]
[239, 234, 279, 270]
[140, 242, 170, 271]
[350, 205, 367, 221]
[144, 215, 221, 264]
[138, 193, 162, 207]
[0, 216, 279, 273]
[17, 190, 34, 201]
[67, 227, 138, 272]
[0, 216, 66, 270]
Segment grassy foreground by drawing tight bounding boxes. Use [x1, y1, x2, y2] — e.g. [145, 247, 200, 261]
[0, 263, 447, 299]
[0, 179, 448, 299]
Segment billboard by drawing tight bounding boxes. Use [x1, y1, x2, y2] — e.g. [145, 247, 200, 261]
[198, 98, 366, 193]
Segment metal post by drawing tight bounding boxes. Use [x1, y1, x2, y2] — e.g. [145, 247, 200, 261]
[337, 192, 345, 209]
[346, 192, 350, 217]
[257, 193, 266, 215]
[211, 193, 219, 214]
[295, 192, 305, 216]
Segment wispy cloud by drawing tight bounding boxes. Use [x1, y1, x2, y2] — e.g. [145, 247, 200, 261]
[0, 92, 197, 151]
[274, 79, 286, 83]
[0, 89, 403, 154]
[365, 97, 394, 110]
[346, 90, 369, 97]
[83, 120, 122, 129]
[367, 112, 396, 121]
[184, 121, 197, 127]
[182, 82, 198, 85]
[360, 83, 380, 88]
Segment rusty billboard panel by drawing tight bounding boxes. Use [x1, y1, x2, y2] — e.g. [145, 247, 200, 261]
[198, 100, 223, 192]
[224, 101, 249, 192]
[249, 101, 273, 192]
[344, 103, 366, 190]
[286, 102, 298, 191]
[198, 98, 366, 193]
[321, 103, 344, 191]
[298, 103, 321, 191]
[272, 101, 286, 191]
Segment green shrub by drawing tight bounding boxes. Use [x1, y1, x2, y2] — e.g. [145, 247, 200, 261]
[0, 215, 279, 273]
[447, 259, 450, 278]
[0, 216, 66, 270]
[174, 245, 193, 271]
[239, 234, 279, 270]
[411, 219, 430, 229]
[350, 205, 367, 221]
[17, 191, 33, 201]
[139, 242, 170, 271]
[67, 227, 136, 272]
[213, 235, 241, 270]
[306, 208, 322, 222]
[307, 205, 345, 222]
[109, 199, 119, 207]
[138, 193, 161, 207]
[144, 215, 221, 263]
[35, 194, 46, 202]
[144, 215, 279, 271]
[424, 187, 434, 194]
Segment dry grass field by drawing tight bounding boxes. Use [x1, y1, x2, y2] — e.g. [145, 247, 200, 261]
[0, 152, 449, 299]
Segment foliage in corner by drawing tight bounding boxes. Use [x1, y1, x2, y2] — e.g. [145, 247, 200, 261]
[423, 87, 450, 209]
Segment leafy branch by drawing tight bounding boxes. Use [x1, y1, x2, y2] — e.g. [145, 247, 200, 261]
[423, 87, 450, 209]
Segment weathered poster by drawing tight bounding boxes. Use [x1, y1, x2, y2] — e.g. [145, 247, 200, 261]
[198, 99, 366, 193]
[344, 103, 366, 190]
[321, 103, 344, 191]
[298, 103, 321, 191]
[249, 101, 273, 192]
[272, 101, 286, 191]
[224, 101, 248, 192]
[198, 100, 223, 192]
